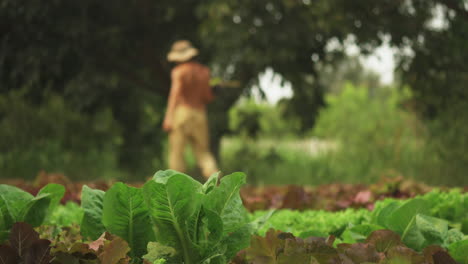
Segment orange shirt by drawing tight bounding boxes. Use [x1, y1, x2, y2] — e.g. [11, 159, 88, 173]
[170, 61, 214, 111]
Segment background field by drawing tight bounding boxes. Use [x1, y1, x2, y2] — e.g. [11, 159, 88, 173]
[1, 1, 467, 188]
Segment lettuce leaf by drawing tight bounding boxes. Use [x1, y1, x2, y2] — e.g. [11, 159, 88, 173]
[143, 172, 203, 263]
[80, 185, 106, 240]
[0, 184, 64, 242]
[102, 182, 155, 260]
[143, 170, 251, 264]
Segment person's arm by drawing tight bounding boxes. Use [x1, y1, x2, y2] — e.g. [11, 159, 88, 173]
[163, 68, 183, 132]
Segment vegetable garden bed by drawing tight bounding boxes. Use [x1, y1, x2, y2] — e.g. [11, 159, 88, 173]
[2, 171, 455, 212]
[0, 171, 466, 263]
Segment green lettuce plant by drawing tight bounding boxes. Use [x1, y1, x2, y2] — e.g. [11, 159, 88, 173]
[80, 170, 251, 264]
[372, 196, 466, 251]
[250, 190, 467, 256]
[0, 183, 65, 242]
[102, 182, 155, 260]
[80, 181, 155, 261]
[80, 185, 106, 240]
[142, 170, 251, 264]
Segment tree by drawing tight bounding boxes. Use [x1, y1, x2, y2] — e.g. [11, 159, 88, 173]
[1, 0, 467, 179]
[1, 0, 200, 177]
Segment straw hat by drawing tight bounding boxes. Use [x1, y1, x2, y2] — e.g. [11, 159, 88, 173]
[167, 40, 199, 62]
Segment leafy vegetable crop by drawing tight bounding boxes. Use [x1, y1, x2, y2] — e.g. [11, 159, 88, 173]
[0, 172, 466, 263]
[252, 208, 370, 238]
[0, 222, 132, 264]
[251, 189, 467, 261]
[80, 170, 251, 264]
[232, 229, 461, 264]
[2, 171, 442, 212]
[48, 202, 83, 227]
[0, 183, 65, 241]
[372, 189, 467, 226]
[0, 222, 52, 264]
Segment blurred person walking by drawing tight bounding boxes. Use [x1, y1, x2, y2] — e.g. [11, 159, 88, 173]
[163, 40, 219, 179]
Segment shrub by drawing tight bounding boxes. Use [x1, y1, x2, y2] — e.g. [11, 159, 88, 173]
[0, 91, 122, 180]
[311, 83, 466, 186]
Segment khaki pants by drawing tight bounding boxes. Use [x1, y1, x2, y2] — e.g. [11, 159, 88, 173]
[169, 105, 218, 178]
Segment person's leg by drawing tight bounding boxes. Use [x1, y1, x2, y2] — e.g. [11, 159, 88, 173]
[190, 111, 219, 179]
[168, 108, 188, 173]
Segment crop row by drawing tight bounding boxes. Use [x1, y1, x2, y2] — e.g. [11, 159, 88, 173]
[0, 170, 466, 263]
[2, 171, 452, 211]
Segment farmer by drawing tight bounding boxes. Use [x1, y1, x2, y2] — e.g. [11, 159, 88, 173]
[163, 40, 219, 179]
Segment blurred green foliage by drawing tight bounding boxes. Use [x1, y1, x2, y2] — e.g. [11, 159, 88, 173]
[0, 0, 189, 179]
[229, 99, 301, 139]
[1, 0, 467, 182]
[0, 90, 122, 179]
[311, 83, 428, 184]
[313, 83, 417, 147]
[424, 102, 468, 185]
[223, 83, 467, 186]
[0, 88, 166, 180]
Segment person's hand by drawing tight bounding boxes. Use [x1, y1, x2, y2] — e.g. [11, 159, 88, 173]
[163, 118, 172, 132]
